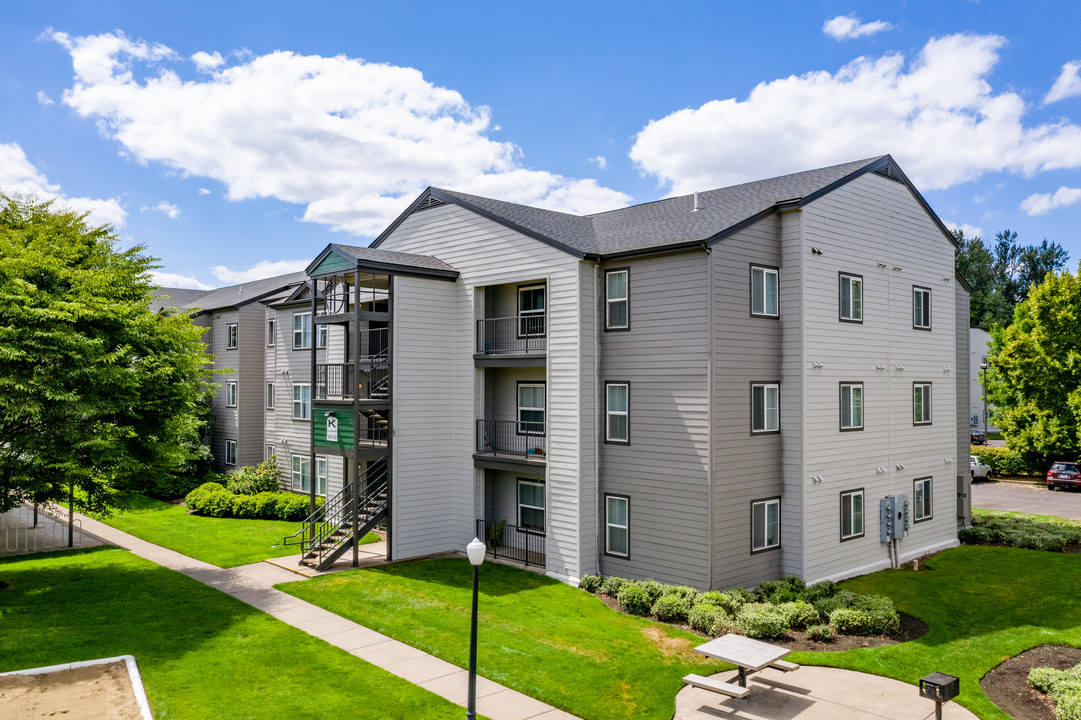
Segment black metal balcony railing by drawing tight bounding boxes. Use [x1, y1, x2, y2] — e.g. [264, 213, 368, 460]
[476, 519, 545, 567]
[476, 315, 547, 354]
[315, 363, 353, 399]
[476, 419, 546, 458]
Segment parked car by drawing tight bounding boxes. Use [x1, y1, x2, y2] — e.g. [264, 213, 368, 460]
[1047, 462, 1081, 491]
[970, 429, 987, 445]
[970, 455, 991, 480]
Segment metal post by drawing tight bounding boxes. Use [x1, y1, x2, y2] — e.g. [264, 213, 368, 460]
[980, 363, 989, 435]
[351, 464, 359, 567]
[467, 563, 479, 720]
[67, 479, 74, 547]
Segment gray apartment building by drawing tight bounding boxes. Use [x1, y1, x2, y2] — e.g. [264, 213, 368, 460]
[159, 155, 971, 591]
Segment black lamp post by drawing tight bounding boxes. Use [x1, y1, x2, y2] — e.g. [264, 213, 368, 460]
[466, 537, 486, 720]
[979, 363, 989, 435]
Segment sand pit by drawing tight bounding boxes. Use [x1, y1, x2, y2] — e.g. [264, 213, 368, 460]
[0, 657, 151, 719]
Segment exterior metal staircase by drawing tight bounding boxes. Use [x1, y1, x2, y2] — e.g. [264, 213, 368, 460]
[284, 463, 387, 571]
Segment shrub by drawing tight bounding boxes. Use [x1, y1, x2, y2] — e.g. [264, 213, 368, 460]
[726, 586, 755, 605]
[777, 600, 820, 628]
[231, 494, 259, 518]
[637, 579, 665, 605]
[1029, 663, 1081, 720]
[828, 595, 900, 635]
[184, 481, 225, 510]
[737, 603, 789, 639]
[805, 624, 834, 642]
[146, 473, 206, 500]
[226, 458, 283, 495]
[971, 445, 1044, 477]
[275, 493, 314, 521]
[579, 575, 603, 594]
[688, 604, 732, 636]
[661, 585, 698, 602]
[694, 590, 725, 608]
[617, 583, 653, 616]
[805, 580, 837, 603]
[601, 576, 627, 597]
[185, 482, 320, 521]
[651, 594, 693, 623]
[813, 589, 862, 618]
[754, 577, 807, 604]
[961, 511, 1081, 551]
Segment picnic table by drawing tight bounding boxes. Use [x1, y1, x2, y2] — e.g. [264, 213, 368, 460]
[683, 634, 799, 699]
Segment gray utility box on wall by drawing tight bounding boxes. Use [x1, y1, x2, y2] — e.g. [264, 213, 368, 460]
[879, 494, 911, 542]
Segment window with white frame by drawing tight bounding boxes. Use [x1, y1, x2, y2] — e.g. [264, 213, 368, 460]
[517, 479, 545, 533]
[227, 323, 238, 349]
[292, 383, 311, 420]
[840, 382, 864, 431]
[914, 477, 932, 522]
[266, 318, 276, 346]
[316, 323, 328, 348]
[293, 312, 312, 349]
[839, 273, 863, 322]
[266, 382, 275, 410]
[225, 439, 237, 466]
[517, 383, 545, 435]
[517, 284, 546, 337]
[913, 286, 931, 330]
[606, 382, 629, 443]
[605, 494, 629, 557]
[840, 489, 864, 540]
[752, 498, 780, 551]
[751, 266, 779, 317]
[751, 383, 780, 433]
[265, 444, 275, 461]
[913, 382, 932, 425]
[605, 269, 629, 330]
[291, 455, 311, 492]
[226, 381, 238, 407]
[316, 456, 327, 496]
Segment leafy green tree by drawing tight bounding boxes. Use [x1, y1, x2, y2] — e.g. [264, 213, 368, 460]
[0, 193, 213, 513]
[987, 267, 1081, 462]
[954, 228, 1068, 330]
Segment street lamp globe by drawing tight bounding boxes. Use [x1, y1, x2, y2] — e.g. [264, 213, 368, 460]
[467, 537, 486, 566]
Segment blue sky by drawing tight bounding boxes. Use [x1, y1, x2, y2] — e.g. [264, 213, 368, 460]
[3, 1, 1081, 288]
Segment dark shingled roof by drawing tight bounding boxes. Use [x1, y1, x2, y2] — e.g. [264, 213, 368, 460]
[152, 271, 307, 314]
[323, 244, 458, 274]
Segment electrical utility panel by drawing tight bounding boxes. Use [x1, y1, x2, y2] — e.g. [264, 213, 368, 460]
[879, 495, 911, 542]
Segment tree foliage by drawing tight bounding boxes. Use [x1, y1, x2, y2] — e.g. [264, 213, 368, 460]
[0, 193, 212, 512]
[954, 228, 1068, 330]
[987, 268, 1081, 462]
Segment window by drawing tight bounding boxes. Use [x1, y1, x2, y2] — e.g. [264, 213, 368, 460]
[225, 439, 237, 467]
[225, 381, 238, 407]
[226, 323, 238, 349]
[293, 312, 312, 349]
[913, 286, 931, 330]
[840, 382, 864, 431]
[266, 318, 276, 346]
[316, 323, 328, 348]
[517, 383, 545, 435]
[517, 480, 545, 533]
[291, 455, 311, 492]
[751, 383, 780, 433]
[606, 382, 630, 443]
[266, 382, 275, 410]
[316, 456, 327, 496]
[914, 478, 932, 522]
[605, 494, 629, 557]
[839, 273, 863, 322]
[265, 444, 275, 461]
[517, 284, 545, 337]
[292, 383, 311, 420]
[840, 490, 864, 540]
[605, 269, 629, 330]
[751, 266, 779, 317]
[913, 382, 932, 425]
[752, 498, 780, 552]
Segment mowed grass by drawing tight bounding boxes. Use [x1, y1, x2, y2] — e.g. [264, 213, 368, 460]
[792, 545, 1081, 719]
[0, 547, 460, 720]
[278, 559, 725, 720]
[95, 495, 378, 568]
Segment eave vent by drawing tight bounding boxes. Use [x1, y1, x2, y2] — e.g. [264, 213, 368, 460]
[875, 163, 903, 183]
[417, 195, 446, 211]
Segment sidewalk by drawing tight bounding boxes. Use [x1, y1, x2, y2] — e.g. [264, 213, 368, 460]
[72, 511, 577, 720]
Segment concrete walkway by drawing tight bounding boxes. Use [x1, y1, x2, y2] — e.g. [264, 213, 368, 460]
[70, 511, 576, 720]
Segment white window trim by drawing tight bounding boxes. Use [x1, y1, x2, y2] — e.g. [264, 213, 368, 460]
[316, 323, 328, 348]
[914, 478, 933, 522]
[605, 269, 629, 330]
[266, 318, 276, 346]
[265, 444, 275, 461]
[225, 439, 237, 467]
[293, 311, 312, 350]
[517, 383, 546, 435]
[840, 382, 864, 431]
[605, 494, 629, 558]
[751, 266, 779, 317]
[517, 479, 546, 533]
[225, 381, 238, 408]
[751, 498, 780, 552]
[840, 273, 863, 322]
[913, 382, 932, 425]
[291, 455, 311, 492]
[751, 383, 780, 433]
[316, 456, 327, 497]
[226, 323, 238, 350]
[266, 382, 275, 410]
[292, 383, 311, 420]
[840, 490, 864, 540]
[517, 284, 546, 338]
[913, 286, 932, 330]
[606, 382, 630, 443]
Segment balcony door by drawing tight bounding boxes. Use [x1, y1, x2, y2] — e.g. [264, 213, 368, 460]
[517, 284, 545, 338]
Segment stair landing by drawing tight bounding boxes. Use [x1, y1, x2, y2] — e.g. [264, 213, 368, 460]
[265, 539, 389, 578]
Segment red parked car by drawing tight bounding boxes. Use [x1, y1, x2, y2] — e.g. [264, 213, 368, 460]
[1047, 462, 1081, 490]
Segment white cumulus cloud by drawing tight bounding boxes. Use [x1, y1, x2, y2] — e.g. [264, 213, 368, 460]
[211, 259, 310, 284]
[823, 15, 893, 40]
[0, 141, 127, 227]
[944, 220, 984, 240]
[1020, 186, 1081, 215]
[49, 30, 631, 236]
[36, 90, 54, 106]
[589, 156, 608, 169]
[630, 33, 1081, 195]
[198, 187, 211, 195]
[1045, 61, 1081, 105]
[142, 200, 180, 218]
[151, 271, 213, 290]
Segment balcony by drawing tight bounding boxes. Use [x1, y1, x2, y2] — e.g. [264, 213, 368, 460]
[476, 420, 546, 462]
[476, 519, 546, 568]
[476, 315, 547, 356]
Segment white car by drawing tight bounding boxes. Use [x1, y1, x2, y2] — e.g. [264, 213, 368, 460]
[971, 455, 991, 480]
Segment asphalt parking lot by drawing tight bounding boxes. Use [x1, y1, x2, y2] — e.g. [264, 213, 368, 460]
[972, 479, 1081, 521]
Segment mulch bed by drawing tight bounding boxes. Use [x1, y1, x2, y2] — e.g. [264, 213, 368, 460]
[981, 644, 1081, 720]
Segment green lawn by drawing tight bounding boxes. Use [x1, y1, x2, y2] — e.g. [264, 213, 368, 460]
[278, 559, 725, 720]
[794, 545, 1081, 719]
[0, 547, 460, 719]
[95, 495, 378, 568]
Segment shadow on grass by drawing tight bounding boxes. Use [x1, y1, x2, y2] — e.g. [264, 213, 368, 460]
[362, 555, 558, 597]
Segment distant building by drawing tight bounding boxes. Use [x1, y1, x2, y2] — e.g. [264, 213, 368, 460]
[969, 327, 998, 433]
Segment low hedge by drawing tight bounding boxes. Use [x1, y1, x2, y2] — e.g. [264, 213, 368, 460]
[970, 445, 1046, 477]
[1029, 663, 1081, 720]
[960, 511, 1081, 551]
[184, 482, 321, 521]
